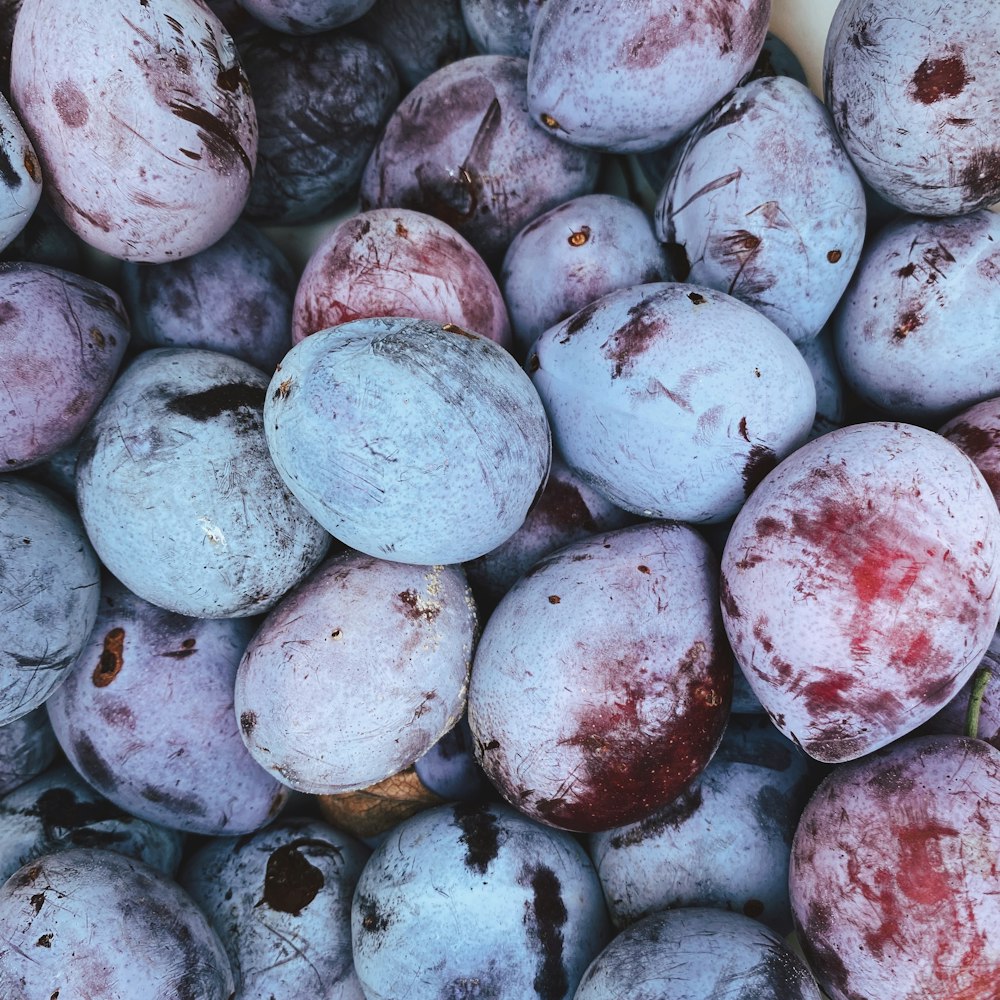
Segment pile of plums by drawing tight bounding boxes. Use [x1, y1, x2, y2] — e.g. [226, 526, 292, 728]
[1, 0, 999, 997]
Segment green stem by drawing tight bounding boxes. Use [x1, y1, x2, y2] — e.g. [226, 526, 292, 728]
[965, 667, 992, 740]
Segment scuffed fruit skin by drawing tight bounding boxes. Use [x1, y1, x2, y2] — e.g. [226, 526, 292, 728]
[0, 263, 129, 470]
[720, 422, 1000, 763]
[574, 907, 821, 1000]
[791, 736, 1000, 1000]
[824, 0, 1000, 216]
[527, 282, 816, 523]
[350, 801, 611, 1000]
[0, 91, 40, 252]
[180, 818, 370, 1000]
[10, 0, 257, 262]
[291, 207, 511, 349]
[0, 848, 235, 1000]
[264, 317, 551, 565]
[0, 708, 56, 797]
[360, 54, 600, 266]
[0, 478, 99, 726]
[46, 576, 290, 836]
[656, 74, 866, 344]
[235, 553, 476, 794]
[940, 394, 1000, 510]
[236, 0, 375, 34]
[833, 211, 1000, 423]
[75, 347, 330, 619]
[527, 0, 771, 153]
[468, 522, 732, 833]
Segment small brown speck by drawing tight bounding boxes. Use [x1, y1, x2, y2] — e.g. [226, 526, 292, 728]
[23, 150, 39, 183]
[36, 933, 52, 948]
[272, 378, 293, 401]
[568, 226, 590, 247]
[442, 323, 477, 340]
[395, 220, 409, 238]
[93, 627, 125, 687]
[827, 249, 842, 263]
[637, 565, 651, 574]
[687, 291, 706, 305]
[90, 327, 106, 348]
[330, 628, 343, 639]
[540, 112, 560, 129]
[548, 595, 561, 604]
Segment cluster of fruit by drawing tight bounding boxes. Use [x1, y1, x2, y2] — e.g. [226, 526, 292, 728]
[0, 0, 998, 997]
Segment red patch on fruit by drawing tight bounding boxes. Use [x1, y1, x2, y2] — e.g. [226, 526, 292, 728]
[895, 821, 959, 906]
[909, 54, 968, 104]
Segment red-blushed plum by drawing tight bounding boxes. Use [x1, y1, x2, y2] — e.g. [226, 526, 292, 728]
[824, 0, 1000, 216]
[0, 263, 129, 470]
[0, 763, 184, 884]
[527, 282, 815, 523]
[0, 848, 235, 999]
[655, 75, 866, 345]
[463, 453, 634, 612]
[573, 907, 822, 1000]
[0, 707, 57, 796]
[359, 54, 600, 266]
[0, 91, 40, 251]
[720, 421, 1000, 763]
[501, 193, 671, 359]
[526, 0, 770, 153]
[75, 348, 330, 618]
[834, 211, 1000, 423]
[350, 801, 611, 1000]
[353, 0, 469, 93]
[940, 394, 1000, 508]
[10, 0, 257, 262]
[240, 29, 398, 225]
[121, 219, 296, 372]
[461, 0, 544, 59]
[0, 478, 99, 726]
[791, 735, 1000, 999]
[264, 317, 550, 565]
[180, 818, 370, 1000]
[45, 576, 291, 836]
[588, 715, 813, 935]
[291, 207, 511, 349]
[235, 0, 374, 33]
[468, 522, 731, 833]
[235, 553, 476, 794]
[797, 328, 846, 441]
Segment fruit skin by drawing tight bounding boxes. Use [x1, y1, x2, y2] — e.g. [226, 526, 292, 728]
[46, 575, 290, 836]
[527, 282, 815, 523]
[824, 0, 1000, 216]
[461, 0, 544, 59]
[469, 522, 731, 833]
[940, 394, 1000, 511]
[10, 0, 257, 262]
[0, 478, 100, 726]
[0, 847, 235, 999]
[790, 735, 1000, 1000]
[235, 553, 477, 795]
[0, 707, 57, 796]
[573, 907, 822, 1000]
[180, 818, 370, 1000]
[721, 421, 1000, 763]
[0, 262, 129, 470]
[360, 54, 600, 266]
[76, 347, 330, 618]
[0, 90, 40, 252]
[526, 0, 771, 153]
[833, 211, 1000, 423]
[291, 207, 511, 350]
[264, 317, 551, 565]
[236, 0, 375, 34]
[350, 800, 611, 1000]
[656, 74, 866, 345]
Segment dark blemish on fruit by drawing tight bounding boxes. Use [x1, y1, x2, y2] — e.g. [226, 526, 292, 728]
[90, 327, 105, 348]
[140, 785, 202, 815]
[827, 249, 842, 263]
[896, 261, 916, 278]
[663, 242, 691, 281]
[161, 637, 196, 658]
[536, 477, 598, 534]
[358, 893, 391, 933]
[548, 595, 561, 604]
[216, 65, 244, 93]
[92, 627, 125, 688]
[481, 739, 501, 752]
[272, 377, 293, 401]
[179, 148, 202, 160]
[36, 934, 52, 947]
[397, 589, 440, 622]
[603, 303, 661, 378]
[52, 80, 90, 128]
[167, 99, 253, 175]
[539, 112, 560, 130]
[527, 353, 541, 373]
[260, 840, 334, 915]
[738, 416, 750, 442]
[637, 564, 651, 574]
[687, 291, 706, 304]
[945, 420, 999, 460]
[960, 147, 1000, 202]
[0, 142, 22, 189]
[568, 226, 590, 248]
[0, 300, 19, 324]
[561, 299, 601, 339]
[394, 219, 409, 238]
[742, 445, 777, 496]
[166, 382, 266, 421]
[754, 783, 796, 845]
[240, 710, 256, 737]
[892, 309, 921, 341]
[909, 54, 968, 104]
[441, 322, 478, 340]
[30, 893, 44, 914]
[527, 866, 568, 1000]
[609, 783, 704, 849]
[743, 898, 765, 917]
[720, 573, 741, 618]
[453, 802, 500, 873]
[70, 734, 117, 790]
[849, 18, 875, 49]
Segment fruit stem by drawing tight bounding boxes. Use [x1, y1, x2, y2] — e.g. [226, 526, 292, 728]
[965, 667, 992, 740]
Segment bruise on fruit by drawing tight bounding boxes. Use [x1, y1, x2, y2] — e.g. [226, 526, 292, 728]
[92, 627, 125, 687]
[72, 732, 118, 790]
[0, 141, 22, 189]
[453, 801, 501, 873]
[525, 865, 569, 1000]
[601, 302, 662, 378]
[357, 892, 392, 935]
[396, 588, 441, 623]
[140, 784, 203, 816]
[534, 477, 599, 534]
[166, 381, 266, 423]
[944, 419, 1000, 497]
[607, 783, 704, 849]
[960, 146, 1000, 203]
[559, 299, 601, 341]
[52, 80, 89, 128]
[30, 786, 130, 843]
[741, 445, 777, 497]
[909, 54, 968, 104]
[160, 637, 197, 659]
[892, 308, 922, 341]
[260, 839, 335, 915]
[167, 98, 253, 175]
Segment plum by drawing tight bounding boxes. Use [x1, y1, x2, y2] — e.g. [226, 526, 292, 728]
[75, 347, 330, 618]
[351, 800, 611, 999]
[0, 262, 129, 470]
[360, 54, 600, 266]
[721, 421, 1000, 763]
[824, 0, 1000, 215]
[0, 478, 99, 725]
[11, 0, 257, 261]
[462, 0, 544, 59]
[797, 328, 846, 441]
[0, 198, 83, 271]
[122, 219, 296, 372]
[791, 735, 1000, 999]
[940, 394, 1000, 509]
[527, 282, 816, 523]
[291, 207, 511, 349]
[264, 317, 550, 565]
[0, 707, 56, 796]
[527, 0, 771, 153]
[0, 848, 234, 999]
[0, 90, 39, 251]
[180, 818, 370, 1000]
[469, 522, 731, 833]
[235, 552, 477, 794]
[235, 0, 375, 33]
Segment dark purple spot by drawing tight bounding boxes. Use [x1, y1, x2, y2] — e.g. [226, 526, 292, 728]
[52, 81, 89, 128]
[742, 445, 777, 496]
[166, 382, 265, 422]
[910, 54, 968, 104]
[453, 802, 500, 874]
[259, 839, 335, 915]
[527, 866, 568, 1000]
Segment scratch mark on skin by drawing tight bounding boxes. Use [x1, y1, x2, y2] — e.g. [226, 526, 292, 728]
[672, 169, 743, 217]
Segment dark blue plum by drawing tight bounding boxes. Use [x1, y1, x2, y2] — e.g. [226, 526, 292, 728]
[236, 0, 374, 33]
[461, 0, 543, 59]
[0, 707, 57, 796]
[0, 199, 84, 271]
